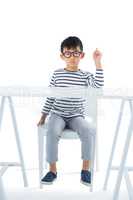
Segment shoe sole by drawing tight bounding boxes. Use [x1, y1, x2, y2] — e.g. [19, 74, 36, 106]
[80, 180, 92, 187]
[41, 178, 57, 185]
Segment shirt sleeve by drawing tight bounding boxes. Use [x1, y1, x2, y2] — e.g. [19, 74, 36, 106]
[41, 72, 56, 115]
[87, 69, 104, 88]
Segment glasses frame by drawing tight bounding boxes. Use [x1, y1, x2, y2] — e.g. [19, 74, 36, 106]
[62, 51, 82, 58]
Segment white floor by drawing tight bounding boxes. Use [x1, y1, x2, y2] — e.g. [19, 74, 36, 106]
[2, 168, 130, 200]
[6, 189, 129, 200]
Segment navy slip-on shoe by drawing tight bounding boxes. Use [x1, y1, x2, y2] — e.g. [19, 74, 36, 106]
[80, 170, 91, 186]
[41, 171, 57, 185]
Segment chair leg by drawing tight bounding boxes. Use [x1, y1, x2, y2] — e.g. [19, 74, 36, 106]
[90, 135, 96, 192]
[38, 126, 44, 188]
[95, 132, 99, 172]
[44, 138, 48, 169]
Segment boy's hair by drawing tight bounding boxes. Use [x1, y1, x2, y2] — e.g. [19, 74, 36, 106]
[61, 36, 83, 53]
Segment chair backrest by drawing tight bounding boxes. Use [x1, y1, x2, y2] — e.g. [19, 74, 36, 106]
[84, 95, 97, 122]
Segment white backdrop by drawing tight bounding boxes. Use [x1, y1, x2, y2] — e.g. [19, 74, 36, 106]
[0, 0, 133, 87]
[0, 0, 133, 190]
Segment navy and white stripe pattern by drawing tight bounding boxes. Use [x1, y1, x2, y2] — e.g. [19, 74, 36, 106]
[42, 68, 104, 117]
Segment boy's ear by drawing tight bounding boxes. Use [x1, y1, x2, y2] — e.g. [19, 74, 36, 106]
[60, 54, 64, 59]
[81, 52, 85, 59]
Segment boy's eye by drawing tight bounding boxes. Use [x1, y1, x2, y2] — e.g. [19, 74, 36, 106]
[63, 52, 71, 57]
[73, 52, 81, 57]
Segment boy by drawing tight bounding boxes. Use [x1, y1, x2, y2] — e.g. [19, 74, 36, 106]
[37, 36, 104, 186]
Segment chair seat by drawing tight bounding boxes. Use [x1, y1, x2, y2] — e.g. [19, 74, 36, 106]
[61, 129, 79, 139]
[38, 124, 79, 139]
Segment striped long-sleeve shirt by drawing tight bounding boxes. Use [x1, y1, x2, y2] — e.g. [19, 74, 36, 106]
[42, 68, 104, 118]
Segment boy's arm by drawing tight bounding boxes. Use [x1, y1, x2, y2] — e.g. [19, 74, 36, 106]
[87, 48, 104, 88]
[87, 69, 104, 88]
[41, 96, 55, 115]
[42, 72, 56, 114]
[37, 112, 48, 126]
[93, 48, 103, 70]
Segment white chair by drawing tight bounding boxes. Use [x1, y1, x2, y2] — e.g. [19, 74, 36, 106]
[38, 94, 99, 191]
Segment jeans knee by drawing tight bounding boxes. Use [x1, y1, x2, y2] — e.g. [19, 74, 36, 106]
[46, 127, 61, 141]
[79, 126, 96, 141]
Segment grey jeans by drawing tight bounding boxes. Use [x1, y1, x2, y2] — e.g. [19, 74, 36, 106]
[46, 113, 96, 163]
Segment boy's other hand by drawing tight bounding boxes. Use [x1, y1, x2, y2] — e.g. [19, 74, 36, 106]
[37, 114, 47, 126]
[93, 48, 102, 69]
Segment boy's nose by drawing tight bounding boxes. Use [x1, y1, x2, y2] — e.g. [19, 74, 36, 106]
[70, 54, 76, 59]
[69, 57, 75, 61]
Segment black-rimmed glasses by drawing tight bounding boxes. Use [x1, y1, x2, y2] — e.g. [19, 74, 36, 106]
[63, 51, 82, 58]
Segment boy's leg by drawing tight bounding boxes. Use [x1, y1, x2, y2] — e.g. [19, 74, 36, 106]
[67, 116, 95, 185]
[41, 113, 66, 184]
[82, 160, 91, 171]
[68, 116, 95, 168]
[46, 113, 66, 171]
[49, 162, 57, 174]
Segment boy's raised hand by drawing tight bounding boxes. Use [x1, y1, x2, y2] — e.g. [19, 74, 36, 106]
[93, 48, 103, 69]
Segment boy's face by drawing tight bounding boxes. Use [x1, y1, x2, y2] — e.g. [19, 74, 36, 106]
[60, 46, 84, 67]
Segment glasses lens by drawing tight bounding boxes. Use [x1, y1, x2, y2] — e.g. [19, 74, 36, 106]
[73, 52, 81, 57]
[63, 52, 71, 58]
